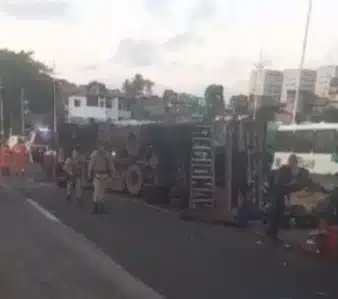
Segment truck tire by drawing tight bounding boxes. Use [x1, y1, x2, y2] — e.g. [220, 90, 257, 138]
[125, 164, 143, 196]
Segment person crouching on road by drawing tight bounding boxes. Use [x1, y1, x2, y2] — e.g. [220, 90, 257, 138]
[12, 138, 27, 177]
[88, 141, 114, 214]
[63, 145, 85, 204]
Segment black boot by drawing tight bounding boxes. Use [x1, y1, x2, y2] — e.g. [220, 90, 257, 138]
[66, 194, 71, 202]
[92, 202, 99, 214]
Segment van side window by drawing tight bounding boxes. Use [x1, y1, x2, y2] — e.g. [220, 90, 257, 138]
[313, 129, 337, 153]
[274, 131, 294, 152]
[293, 130, 314, 153]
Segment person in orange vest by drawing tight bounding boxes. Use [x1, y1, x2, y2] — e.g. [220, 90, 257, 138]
[0, 141, 5, 176]
[0, 143, 12, 176]
[0, 141, 3, 174]
[12, 138, 27, 177]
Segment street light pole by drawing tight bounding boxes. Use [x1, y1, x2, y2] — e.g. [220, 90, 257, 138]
[0, 77, 4, 141]
[253, 50, 265, 120]
[52, 62, 57, 136]
[51, 62, 58, 150]
[292, 0, 313, 124]
[20, 87, 25, 136]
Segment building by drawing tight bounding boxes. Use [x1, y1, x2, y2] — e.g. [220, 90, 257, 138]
[327, 77, 338, 107]
[281, 69, 316, 103]
[65, 82, 131, 124]
[315, 65, 338, 98]
[248, 69, 283, 100]
[277, 90, 317, 123]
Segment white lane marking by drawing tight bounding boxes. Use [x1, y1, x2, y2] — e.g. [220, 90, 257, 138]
[1, 183, 165, 298]
[26, 198, 60, 223]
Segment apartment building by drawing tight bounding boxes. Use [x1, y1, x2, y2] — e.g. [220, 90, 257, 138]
[281, 69, 316, 103]
[315, 65, 338, 98]
[248, 69, 283, 99]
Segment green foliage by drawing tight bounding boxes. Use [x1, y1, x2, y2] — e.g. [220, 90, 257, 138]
[122, 74, 154, 97]
[0, 49, 54, 135]
[229, 94, 248, 114]
[311, 106, 338, 123]
[204, 84, 224, 119]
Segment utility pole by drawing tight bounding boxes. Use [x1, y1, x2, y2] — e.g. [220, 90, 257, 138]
[52, 62, 58, 149]
[53, 78, 57, 134]
[0, 77, 4, 142]
[20, 87, 25, 136]
[9, 99, 12, 137]
[252, 50, 265, 120]
[292, 0, 312, 124]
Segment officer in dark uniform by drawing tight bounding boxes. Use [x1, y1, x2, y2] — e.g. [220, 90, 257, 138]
[266, 154, 309, 242]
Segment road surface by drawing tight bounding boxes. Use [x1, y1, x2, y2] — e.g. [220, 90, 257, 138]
[0, 180, 163, 299]
[2, 177, 338, 299]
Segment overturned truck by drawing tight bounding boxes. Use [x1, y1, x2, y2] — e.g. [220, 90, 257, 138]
[56, 114, 269, 211]
[57, 120, 198, 204]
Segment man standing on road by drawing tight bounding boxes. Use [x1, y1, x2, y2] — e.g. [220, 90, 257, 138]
[63, 145, 86, 204]
[266, 154, 310, 242]
[88, 141, 114, 214]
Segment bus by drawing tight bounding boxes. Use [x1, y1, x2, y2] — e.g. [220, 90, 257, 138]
[272, 122, 338, 189]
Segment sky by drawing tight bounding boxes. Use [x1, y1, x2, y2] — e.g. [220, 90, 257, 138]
[0, 0, 337, 97]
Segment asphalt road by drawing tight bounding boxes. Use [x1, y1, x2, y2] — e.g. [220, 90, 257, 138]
[3, 178, 338, 299]
[0, 181, 163, 299]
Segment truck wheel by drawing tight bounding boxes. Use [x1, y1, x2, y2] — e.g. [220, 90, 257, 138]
[125, 164, 143, 196]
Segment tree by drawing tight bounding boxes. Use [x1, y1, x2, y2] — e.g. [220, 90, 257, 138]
[204, 84, 224, 119]
[311, 106, 338, 123]
[294, 91, 319, 123]
[162, 89, 177, 108]
[0, 49, 55, 135]
[229, 94, 249, 114]
[122, 74, 154, 98]
[86, 81, 107, 94]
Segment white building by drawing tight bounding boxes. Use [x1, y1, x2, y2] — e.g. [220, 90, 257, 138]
[248, 69, 283, 100]
[66, 95, 131, 124]
[281, 69, 316, 102]
[315, 65, 338, 98]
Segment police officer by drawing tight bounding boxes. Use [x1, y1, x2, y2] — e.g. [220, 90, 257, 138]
[88, 141, 114, 214]
[63, 145, 85, 204]
[266, 154, 311, 242]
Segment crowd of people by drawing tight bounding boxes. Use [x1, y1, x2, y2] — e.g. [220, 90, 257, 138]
[0, 138, 28, 177]
[0, 137, 115, 215]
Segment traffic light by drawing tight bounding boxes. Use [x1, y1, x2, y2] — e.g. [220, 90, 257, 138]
[23, 99, 29, 115]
